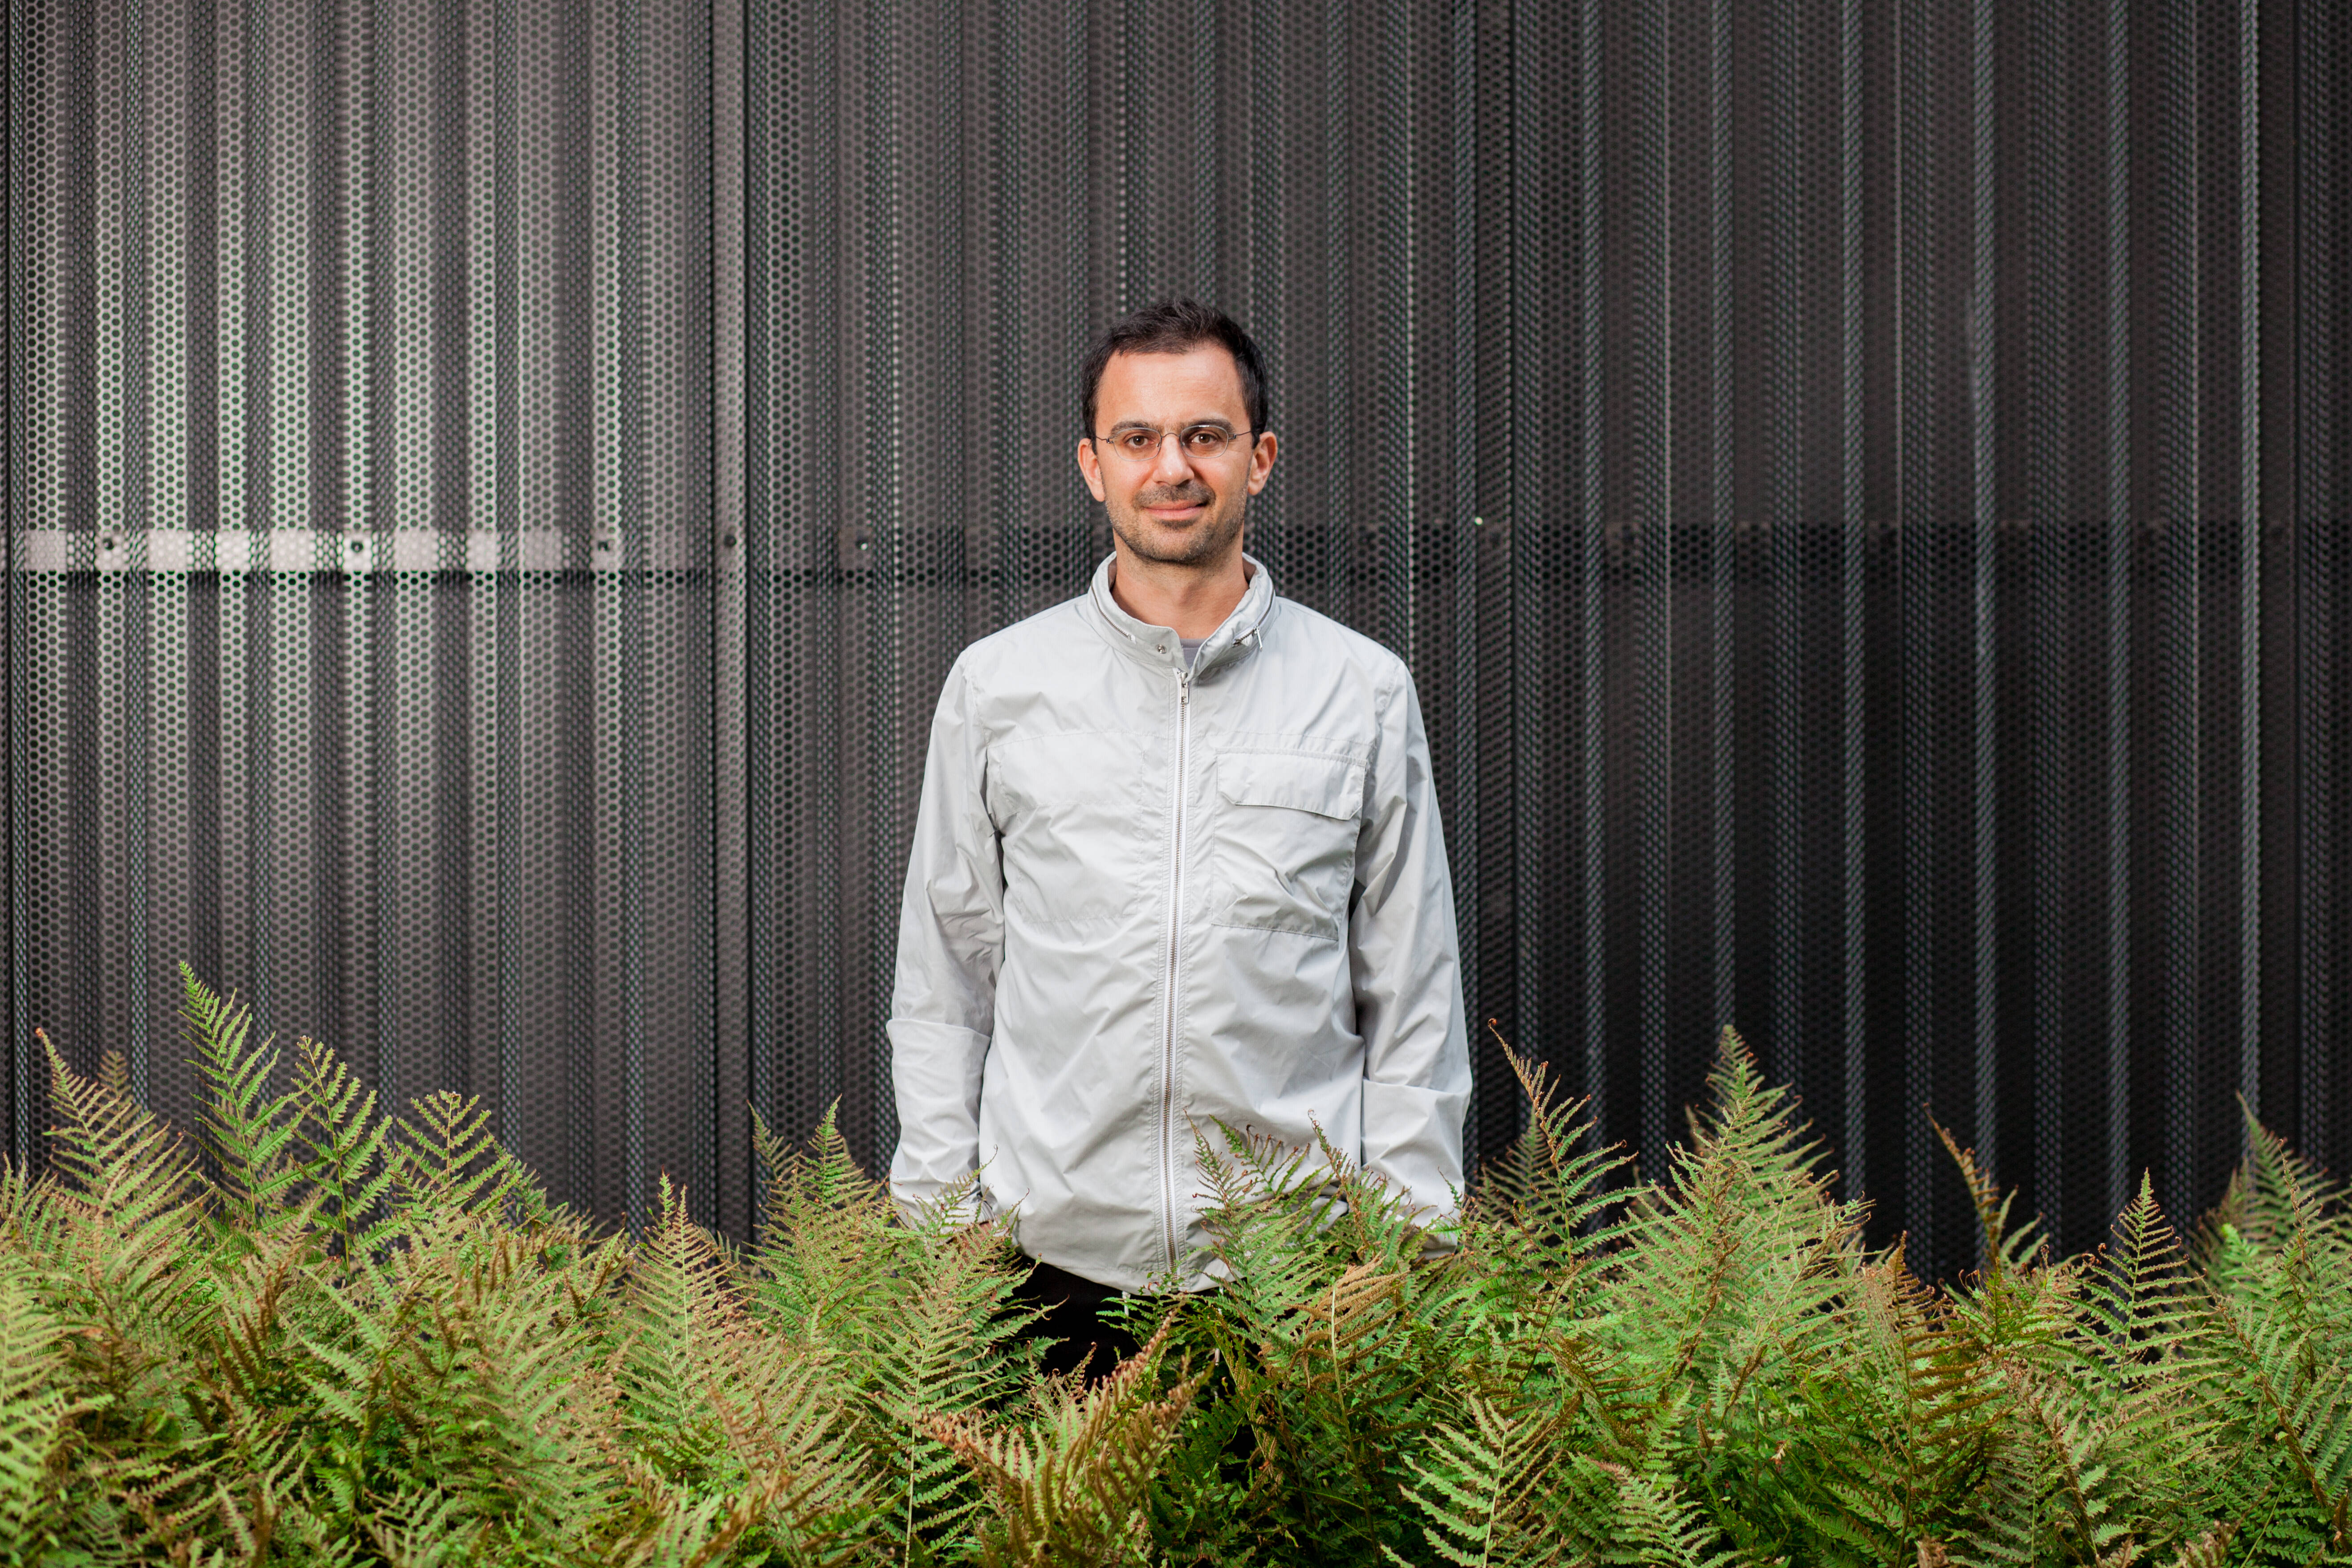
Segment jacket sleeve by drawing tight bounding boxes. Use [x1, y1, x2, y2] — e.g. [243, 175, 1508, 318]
[886, 656, 1004, 1222]
[1349, 666, 1472, 1233]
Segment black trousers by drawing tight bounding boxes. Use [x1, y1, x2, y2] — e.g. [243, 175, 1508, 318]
[1012, 1257, 1143, 1381]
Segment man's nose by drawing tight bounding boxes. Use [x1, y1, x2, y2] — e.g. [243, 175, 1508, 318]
[1147, 433, 1197, 485]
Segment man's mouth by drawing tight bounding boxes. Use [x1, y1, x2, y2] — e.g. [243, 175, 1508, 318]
[1140, 493, 1211, 522]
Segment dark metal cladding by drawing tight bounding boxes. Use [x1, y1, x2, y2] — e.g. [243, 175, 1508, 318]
[4, 0, 2339, 1283]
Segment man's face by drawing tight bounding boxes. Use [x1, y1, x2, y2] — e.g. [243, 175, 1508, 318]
[1076, 345, 1276, 568]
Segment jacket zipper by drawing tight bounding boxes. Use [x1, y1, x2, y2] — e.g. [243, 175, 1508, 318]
[1160, 665, 1193, 1275]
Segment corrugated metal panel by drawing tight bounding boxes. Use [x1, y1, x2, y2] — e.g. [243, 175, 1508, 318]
[6, 0, 2339, 1281]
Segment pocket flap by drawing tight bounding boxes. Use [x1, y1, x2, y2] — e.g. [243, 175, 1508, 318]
[1215, 750, 1364, 821]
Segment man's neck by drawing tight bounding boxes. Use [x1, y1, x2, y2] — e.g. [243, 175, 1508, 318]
[1107, 543, 1251, 640]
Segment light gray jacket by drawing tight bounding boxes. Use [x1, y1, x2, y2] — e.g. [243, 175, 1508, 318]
[886, 553, 1471, 1292]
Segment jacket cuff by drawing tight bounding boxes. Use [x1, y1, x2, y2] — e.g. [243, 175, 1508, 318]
[1359, 1077, 1469, 1225]
[885, 1018, 990, 1214]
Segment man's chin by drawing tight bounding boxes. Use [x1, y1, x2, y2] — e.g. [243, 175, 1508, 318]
[1112, 514, 1244, 568]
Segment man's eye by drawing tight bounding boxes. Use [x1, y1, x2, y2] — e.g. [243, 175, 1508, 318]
[1182, 428, 1226, 453]
[1117, 432, 1160, 456]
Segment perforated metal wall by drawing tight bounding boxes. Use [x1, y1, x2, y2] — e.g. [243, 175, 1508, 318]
[5, 0, 2345, 1279]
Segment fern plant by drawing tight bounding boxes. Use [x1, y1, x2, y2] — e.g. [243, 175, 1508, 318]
[4, 970, 2351, 1565]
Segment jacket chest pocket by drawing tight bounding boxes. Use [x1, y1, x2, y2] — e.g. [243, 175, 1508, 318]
[1208, 749, 1365, 941]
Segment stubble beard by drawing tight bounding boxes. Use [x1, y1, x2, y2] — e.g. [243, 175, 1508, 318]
[1106, 481, 1247, 568]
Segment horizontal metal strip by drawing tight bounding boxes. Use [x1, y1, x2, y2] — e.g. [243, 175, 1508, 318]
[3, 529, 708, 574]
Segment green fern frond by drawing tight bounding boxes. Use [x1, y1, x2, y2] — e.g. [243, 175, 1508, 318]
[0, 1157, 42, 1254]
[748, 1101, 899, 1350]
[1990, 1352, 2174, 1565]
[192, 1417, 306, 1568]
[850, 1219, 1034, 1556]
[2234, 1103, 2351, 1266]
[78, 1435, 236, 1562]
[390, 1088, 532, 1221]
[1175, 1121, 1491, 1560]
[615, 1170, 883, 1561]
[2089, 1175, 2202, 1357]
[1303, 1124, 1443, 1275]
[1608, 1029, 1863, 1444]
[1603, 1462, 1742, 1567]
[617, 1175, 755, 1483]
[755, 1101, 888, 1248]
[2192, 1218, 2352, 1556]
[180, 965, 309, 1239]
[1945, 1458, 2050, 1568]
[1459, 1035, 1630, 1276]
[287, 1034, 398, 1264]
[1190, 1123, 1352, 1336]
[1397, 1389, 1572, 1567]
[38, 1032, 213, 1383]
[613, 1483, 755, 1568]
[40, 1032, 204, 1237]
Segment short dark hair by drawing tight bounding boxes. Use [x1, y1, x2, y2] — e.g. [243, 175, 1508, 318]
[1080, 299, 1270, 437]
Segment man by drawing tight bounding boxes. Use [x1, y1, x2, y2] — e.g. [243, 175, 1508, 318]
[886, 299, 1470, 1376]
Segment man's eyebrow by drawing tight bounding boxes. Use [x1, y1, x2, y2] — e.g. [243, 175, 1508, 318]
[1105, 415, 1237, 432]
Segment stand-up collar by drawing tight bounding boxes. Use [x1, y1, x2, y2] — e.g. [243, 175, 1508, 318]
[1087, 552, 1276, 676]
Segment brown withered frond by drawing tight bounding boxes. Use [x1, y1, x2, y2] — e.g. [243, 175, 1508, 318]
[929, 1318, 1204, 1568]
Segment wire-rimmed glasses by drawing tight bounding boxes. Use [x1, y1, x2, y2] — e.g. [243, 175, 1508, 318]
[1087, 424, 1263, 463]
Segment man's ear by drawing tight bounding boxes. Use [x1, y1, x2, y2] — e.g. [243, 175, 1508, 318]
[1245, 430, 1278, 497]
[1076, 436, 1108, 502]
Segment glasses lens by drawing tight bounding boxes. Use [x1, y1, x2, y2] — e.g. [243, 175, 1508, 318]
[1098, 427, 1247, 460]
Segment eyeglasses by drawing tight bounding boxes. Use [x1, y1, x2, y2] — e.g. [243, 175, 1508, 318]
[1087, 424, 1262, 463]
